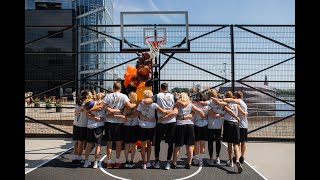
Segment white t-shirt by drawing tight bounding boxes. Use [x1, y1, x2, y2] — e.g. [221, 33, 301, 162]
[153, 92, 177, 124]
[238, 99, 248, 128]
[176, 103, 193, 126]
[124, 107, 138, 126]
[192, 103, 209, 127]
[223, 102, 238, 123]
[137, 101, 158, 128]
[208, 105, 224, 129]
[73, 104, 88, 127]
[87, 107, 106, 129]
[103, 92, 130, 123]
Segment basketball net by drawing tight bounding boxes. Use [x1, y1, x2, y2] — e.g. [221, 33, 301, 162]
[145, 36, 165, 60]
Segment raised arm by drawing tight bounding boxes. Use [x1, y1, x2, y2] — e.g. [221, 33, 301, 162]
[223, 98, 240, 104]
[158, 107, 178, 122]
[86, 112, 103, 122]
[124, 101, 137, 109]
[191, 105, 205, 119]
[192, 100, 209, 106]
[236, 104, 248, 116]
[223, 105, 240, 122]
[176, 100, 191, 107]
[88, 101, 107, 111]
[207, 109, 221, 119]
[211, 97, 228, 106]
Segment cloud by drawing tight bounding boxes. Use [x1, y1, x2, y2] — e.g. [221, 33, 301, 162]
[148, 0, 171, 23]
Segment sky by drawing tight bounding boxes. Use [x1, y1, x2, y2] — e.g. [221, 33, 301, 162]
[113, 0, 295, 24]
[111, 0, 295, 90]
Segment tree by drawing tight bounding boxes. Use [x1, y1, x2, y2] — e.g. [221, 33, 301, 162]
[171, 87, 190, 93]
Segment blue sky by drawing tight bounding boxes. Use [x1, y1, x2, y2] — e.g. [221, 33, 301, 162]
[111, 0, 295, 90]
[113, 0, 295, 24]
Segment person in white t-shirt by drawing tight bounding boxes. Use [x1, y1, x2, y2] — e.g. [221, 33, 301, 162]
[128, 90, 169, 169]
[88, 82, 137, 169]
[71, 91, 88, 165]
[82, 100, 105, 169]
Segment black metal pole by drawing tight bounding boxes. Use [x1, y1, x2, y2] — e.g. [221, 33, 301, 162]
[230, 25, 235, 94]
[74, 2, 79, 98]
[153, 24, 159, 94]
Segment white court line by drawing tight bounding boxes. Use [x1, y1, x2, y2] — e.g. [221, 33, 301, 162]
[173, 165, 202, 180]
[25, 147, 74, 175]
[99, 155, 202, 180]
[221, 142, 268, 180]
[99, 155, 131, 180]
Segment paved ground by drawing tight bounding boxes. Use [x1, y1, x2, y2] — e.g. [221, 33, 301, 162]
[25, 138, 294, 180]
[244, 141, 295, 180]
[25, 139, 263, 180]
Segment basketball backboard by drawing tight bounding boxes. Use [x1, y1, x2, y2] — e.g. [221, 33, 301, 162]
[120, 11, 189, 52]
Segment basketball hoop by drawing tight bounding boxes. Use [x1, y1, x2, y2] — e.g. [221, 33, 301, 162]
[145, 36, 165, 60]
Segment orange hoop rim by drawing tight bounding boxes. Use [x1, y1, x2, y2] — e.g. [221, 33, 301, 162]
[145, 36, 165, 47]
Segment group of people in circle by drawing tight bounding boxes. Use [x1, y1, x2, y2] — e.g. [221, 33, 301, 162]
[72, 82, 248, 173]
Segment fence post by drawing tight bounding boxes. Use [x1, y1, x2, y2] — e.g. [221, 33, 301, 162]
[230, 24, 235, 94]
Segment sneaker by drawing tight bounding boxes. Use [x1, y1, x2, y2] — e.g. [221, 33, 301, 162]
[192, 158, 199, 166]
[124, 161, 130, 168]
[106, 161, 113, 169]
[227, 159, 234, 167]
[93, 161, 99, 169]
[239, 156, 244, 164]
[146, 161, 152, 168]
[83, 160, 91, 168]
[128, 162, 135, 168]
[215, 158, 220, 165]
[114, 162, 121, 168]
[207, 159, 214, 166]
[72, 159, 77, 165]
[153, 161, 160, 169]
[233, 157, 236, 163]
[171, 163, 177, 169]
[185, 164, 191, 169]
[236, 161, 243, 173]
[141, 163, 147, 169]
[164, 161, 171, 170]
[198, 159, 203, 166]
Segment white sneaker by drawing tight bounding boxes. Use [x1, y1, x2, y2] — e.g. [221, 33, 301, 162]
[164, 161, 170, 170]
[227, 159, 234, 167]
[207, 159, 214, 166]
[215, 158, 220, 165]
[93, 161, 99, 169]
[153, 161, 160, 169]
[83, 160, 91, 168]
[124, 163, 130, 168]
[141, 163, 147, 169]
[146, 161, 152, 168]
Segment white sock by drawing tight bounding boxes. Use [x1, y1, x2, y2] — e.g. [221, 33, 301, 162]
[77, 155, 82, 160]
[194, 155, 199, 160]
[72, 154, 77, 160]
[116, 159, 120, 163]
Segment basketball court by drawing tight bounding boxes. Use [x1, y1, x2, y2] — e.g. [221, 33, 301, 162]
[25, 140, 266, 180]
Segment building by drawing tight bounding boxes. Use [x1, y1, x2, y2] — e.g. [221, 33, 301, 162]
[25, 0, 115, 98]
[25, 0, 75, 98]
[76, 0, 116, 92]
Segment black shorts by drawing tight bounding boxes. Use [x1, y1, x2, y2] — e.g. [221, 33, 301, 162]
[207, 129, 222, 142]
[105, 122, 124, 142]
[155, 122, 176, 144]
[240, 128, 248, 142]
[86, 126, 104, 144]
[123, 125, 139, 143]
[222, 121, 240, 144]
[194, 125, 208, 141]
[175, 124, 195, 147]
[72, 125, 87, 141]
[138, 127, 155, 141]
